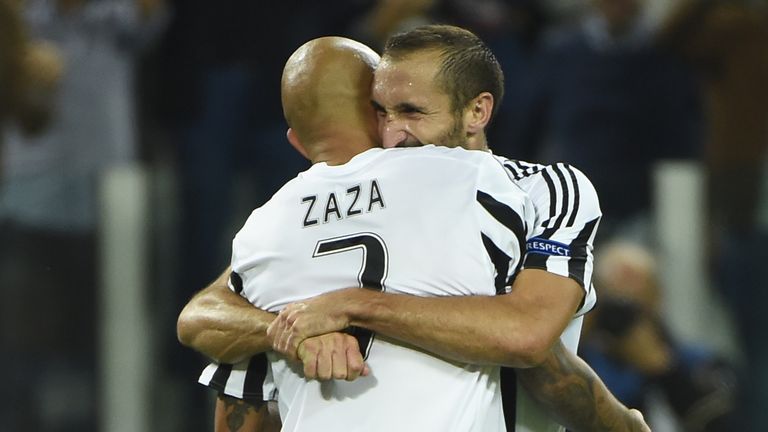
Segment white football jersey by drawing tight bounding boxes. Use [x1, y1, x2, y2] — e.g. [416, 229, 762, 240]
[216, 145, 534, 431]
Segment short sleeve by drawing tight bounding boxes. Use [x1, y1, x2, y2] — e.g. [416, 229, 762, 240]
[521, 163, 601, 314]
[198, 353, 276, 403]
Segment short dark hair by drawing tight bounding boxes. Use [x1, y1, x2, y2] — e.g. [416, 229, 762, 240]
[383, 24, 504, 120]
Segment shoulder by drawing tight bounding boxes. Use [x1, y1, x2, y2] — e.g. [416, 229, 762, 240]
[381, 145, 508, 178]
[384, 145, 485, 163]
[496, 159, 602, 219]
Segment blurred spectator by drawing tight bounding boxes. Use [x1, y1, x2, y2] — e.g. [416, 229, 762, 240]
[659, 1, 768, 429]
[0, 0, 165, 430]
[507, 0, 703, 243]
[582, 241, 737, 431]
[0, 0, 27, 119]
[0, 0, 63, 155]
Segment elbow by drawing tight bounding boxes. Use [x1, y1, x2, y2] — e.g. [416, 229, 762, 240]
[517, 341, 551, 368]
[176, 297, 244, 364]
[176, 304, 197, 348]
[176, 295, 211, 349]
[177, 288, 221, 348]
[176, 310, 231, 363]
[503, 335, 553, 368]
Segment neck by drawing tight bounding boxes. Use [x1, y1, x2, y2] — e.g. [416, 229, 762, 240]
[309, 138, 377, 166]
[465, 132, 489, 151]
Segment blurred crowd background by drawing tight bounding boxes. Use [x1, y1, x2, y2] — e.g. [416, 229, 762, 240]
[1, 0, 767, 431]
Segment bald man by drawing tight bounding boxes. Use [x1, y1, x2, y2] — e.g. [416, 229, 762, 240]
[181, 37, 648, 432]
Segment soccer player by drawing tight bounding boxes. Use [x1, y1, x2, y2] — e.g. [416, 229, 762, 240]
[179, 28, 649, 432]
[209, 34, 533, 432]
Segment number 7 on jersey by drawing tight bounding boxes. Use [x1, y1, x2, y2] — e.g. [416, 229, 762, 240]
[312, 232, 389, 359]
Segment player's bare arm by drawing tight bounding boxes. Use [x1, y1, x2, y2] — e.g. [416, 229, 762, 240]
[518, 341, 651, 432]
[181, 268, 649, 431]
[214, 395, 280, 432]
[269, 268, 582, 368]
[177, 268, 369, 381]
[177, 267, 275, 363]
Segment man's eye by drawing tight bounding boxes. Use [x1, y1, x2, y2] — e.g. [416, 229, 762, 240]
[403, 109, 424, 116]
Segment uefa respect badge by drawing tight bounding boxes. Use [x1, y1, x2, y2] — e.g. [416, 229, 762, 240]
[526, 237, 571, 257]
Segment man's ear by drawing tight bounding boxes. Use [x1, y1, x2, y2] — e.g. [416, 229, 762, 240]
[287, 128, 309, 160]
[464, 92, 494, 134]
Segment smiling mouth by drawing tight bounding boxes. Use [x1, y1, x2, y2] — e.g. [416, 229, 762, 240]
[397, 139, 424, 148]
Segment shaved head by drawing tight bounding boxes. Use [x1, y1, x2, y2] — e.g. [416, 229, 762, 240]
[282, 37, 380, 150]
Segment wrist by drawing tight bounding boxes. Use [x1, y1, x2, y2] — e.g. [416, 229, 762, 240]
[345, 288, 383, 328]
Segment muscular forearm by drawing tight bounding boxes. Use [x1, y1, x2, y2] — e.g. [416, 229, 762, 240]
[517, 342, 641, 432]
[177, 268, 275, 363]
[347, 291, 545, 367]
[344, 270, 580, 368]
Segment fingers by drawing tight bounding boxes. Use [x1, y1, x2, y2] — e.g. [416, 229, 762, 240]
[331, 337, 349, 380]
[344, 339, 366, 381]
[298, 340, 318, 379]
[298, 336, 332, 381]
[268, 298, 352, 362]
[267, 303, 308, 361]
[315, 346, 333, 381]
[296, 333, 368, 381]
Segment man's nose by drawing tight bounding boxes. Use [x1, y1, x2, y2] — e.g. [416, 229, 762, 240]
[381, 123, 407, 149]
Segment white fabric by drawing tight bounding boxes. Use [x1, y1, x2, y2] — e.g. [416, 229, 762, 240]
[230, 146, 534, 432]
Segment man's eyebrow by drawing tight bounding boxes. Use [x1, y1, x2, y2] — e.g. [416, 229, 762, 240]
[370, 100, 427, 114]
[393, 102, 426, 114]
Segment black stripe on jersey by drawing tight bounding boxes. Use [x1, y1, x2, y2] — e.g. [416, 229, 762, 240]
[501, 367, 518, 431]
[230, 271, 244, 294]
[517, 160, 543, 178]
[550, 164, 571, 231]
[504, 163, 523, 180]
[502, 160, 544, 181]
[565, 165, 581, 227]
[540, 168, 558, 231]
[208, 363, 233, 394]
[567, 217, 600, 288]
[481, 233, 512, 295]
[540, 164, 582, 239]
[242, 353, 269, 402]
[476, 191, 527, 254]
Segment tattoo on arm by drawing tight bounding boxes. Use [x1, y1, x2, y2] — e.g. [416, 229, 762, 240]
[517, 342, 632, 432]
[218, 394, 264, 432]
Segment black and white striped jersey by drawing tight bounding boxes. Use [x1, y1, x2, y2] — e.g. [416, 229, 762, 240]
[496, 157, 600, 316]
[200, 145, 536, 432]
[495, 156, 602, 432]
